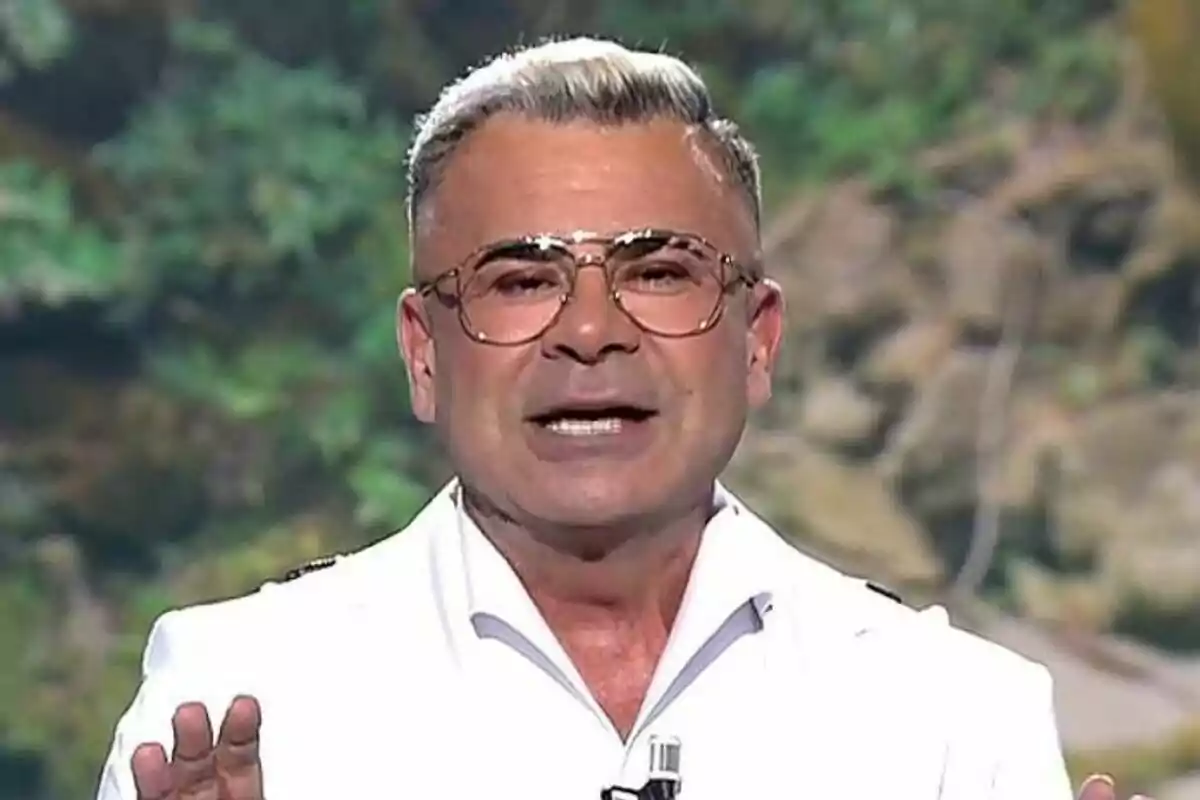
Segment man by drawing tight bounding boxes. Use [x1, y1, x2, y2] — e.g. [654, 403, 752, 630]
[96, 37, 1147, 800]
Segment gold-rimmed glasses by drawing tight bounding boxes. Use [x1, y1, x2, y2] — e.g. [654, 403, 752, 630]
[415, 228, 760, 346]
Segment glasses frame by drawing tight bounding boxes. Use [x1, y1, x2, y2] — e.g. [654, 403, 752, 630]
[414, 228, 761, 346]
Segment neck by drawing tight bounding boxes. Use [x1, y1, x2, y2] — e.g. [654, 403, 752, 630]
[462, 487, 714, 627]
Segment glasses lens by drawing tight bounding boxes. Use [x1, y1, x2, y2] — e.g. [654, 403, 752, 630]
[461, 241, 571, 342]
[610, 233, 724, 335]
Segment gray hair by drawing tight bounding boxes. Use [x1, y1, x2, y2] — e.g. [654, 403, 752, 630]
[405, 36, 762, 235]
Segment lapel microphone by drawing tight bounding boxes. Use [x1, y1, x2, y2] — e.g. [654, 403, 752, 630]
[601, 735, 683, 800]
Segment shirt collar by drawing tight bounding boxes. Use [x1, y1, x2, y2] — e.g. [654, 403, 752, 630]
[452, 480, 783, 630]
[417, 477, 914, 669]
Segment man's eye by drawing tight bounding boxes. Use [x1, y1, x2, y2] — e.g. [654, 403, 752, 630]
[488, 267, 562, 296]
[622, 262, 694, 291]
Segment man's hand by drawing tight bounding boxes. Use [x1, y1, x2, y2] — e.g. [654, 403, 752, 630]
[131, 695, 263, 800]
[1077, 773, 1154, 800]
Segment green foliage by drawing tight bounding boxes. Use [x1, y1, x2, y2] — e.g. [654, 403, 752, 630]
[98, 20, 407, 310]
[0, 0, 72, 82]
[0, 574, 51, 732]
[1018, 26, 1123, 119]
[349, 436, 429, 528]
[1126, 324, 1181, 386]
[598, 0, 1117, 190]
[94, 18, 426, 537]
[0, 162, 126, 308]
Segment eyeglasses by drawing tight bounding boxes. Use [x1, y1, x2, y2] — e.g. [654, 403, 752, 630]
[415, 228, 760, 346]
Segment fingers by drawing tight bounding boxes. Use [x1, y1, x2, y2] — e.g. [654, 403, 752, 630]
[214, 695, 264, 800]
[1076, 773, 1157, 800]
[170, 702, 220, 799]
[130, 702, 219, 800]
[129, 698, 265, 800]
[1077, 774, 1117, 800]
[131, 743, 173, 800]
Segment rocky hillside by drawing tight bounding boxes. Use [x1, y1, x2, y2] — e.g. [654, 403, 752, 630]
[734, 102, 1200, 647]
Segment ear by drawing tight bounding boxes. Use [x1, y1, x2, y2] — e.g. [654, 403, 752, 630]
[746, 277, 785, 409]
[397, 288, 437, 424]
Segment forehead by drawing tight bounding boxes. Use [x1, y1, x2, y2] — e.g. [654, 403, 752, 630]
[415, 115, 756, 275]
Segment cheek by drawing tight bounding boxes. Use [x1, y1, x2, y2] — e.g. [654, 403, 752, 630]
[668, 330, 748, 422]
[434, 339, 521, 438]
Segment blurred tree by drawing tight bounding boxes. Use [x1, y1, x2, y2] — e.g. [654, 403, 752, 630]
[0, 0, 73, 82]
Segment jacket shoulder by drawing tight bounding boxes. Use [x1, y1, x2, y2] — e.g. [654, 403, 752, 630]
[762, 529, 1047, 685]
[932, 615, 1051, 685]
[276, 553, 343, 583]
[857, 593, 1051, 692]
[154, 516, 434, 639]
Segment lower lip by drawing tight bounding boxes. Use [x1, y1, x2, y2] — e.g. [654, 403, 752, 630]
[523, 415, 659, 463]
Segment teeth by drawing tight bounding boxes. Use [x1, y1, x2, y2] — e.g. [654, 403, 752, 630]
[545, 417, 624, 436]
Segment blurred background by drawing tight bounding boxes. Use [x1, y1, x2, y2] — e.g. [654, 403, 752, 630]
[2, 0, 1200, 797]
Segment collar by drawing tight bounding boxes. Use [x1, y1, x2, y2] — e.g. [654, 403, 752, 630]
[441, 479, 792, 735]
[453, 480, 783, 633]
[416, 477, 931, 671]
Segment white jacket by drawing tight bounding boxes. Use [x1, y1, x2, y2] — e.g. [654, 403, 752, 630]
[96, 480, 1073, 799]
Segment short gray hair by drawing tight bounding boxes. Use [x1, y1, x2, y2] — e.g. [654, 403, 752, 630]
[405, 37, 762, 234]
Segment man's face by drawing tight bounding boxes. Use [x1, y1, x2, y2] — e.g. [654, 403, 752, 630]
[398, 115, 783, 532]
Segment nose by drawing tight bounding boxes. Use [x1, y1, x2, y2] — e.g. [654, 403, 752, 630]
[540, 260, 640, 363]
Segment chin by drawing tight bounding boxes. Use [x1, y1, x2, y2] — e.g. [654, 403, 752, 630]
[518, 468, 669, 528]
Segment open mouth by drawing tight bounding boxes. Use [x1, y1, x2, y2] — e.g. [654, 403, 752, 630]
[529, 406, 657, 436]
